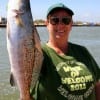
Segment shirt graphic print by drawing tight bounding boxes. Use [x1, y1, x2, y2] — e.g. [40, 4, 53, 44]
[56, 57, 95, 100]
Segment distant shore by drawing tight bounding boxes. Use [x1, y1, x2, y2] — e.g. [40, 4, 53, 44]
[0, 23, 100, 28]
[0, 24, 6, 27]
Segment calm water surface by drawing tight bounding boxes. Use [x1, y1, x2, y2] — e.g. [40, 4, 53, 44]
[0, 27, 100, 100]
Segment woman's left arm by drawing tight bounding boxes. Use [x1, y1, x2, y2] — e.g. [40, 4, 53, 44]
[95, 81, 100, 100]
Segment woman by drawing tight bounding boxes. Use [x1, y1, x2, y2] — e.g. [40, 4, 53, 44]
[31, 3, 100, 100]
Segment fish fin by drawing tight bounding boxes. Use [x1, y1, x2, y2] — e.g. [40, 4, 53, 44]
[15, 16, 24, 27]
[10, 73, 16, 86]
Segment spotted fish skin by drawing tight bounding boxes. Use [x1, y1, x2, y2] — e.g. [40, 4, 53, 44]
[7, 0, 43, 100]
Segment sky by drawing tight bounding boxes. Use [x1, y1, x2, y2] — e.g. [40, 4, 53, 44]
[0, 0, 100, 23]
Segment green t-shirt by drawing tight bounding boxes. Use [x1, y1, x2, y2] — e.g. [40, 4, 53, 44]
[31, 42, 100, 100]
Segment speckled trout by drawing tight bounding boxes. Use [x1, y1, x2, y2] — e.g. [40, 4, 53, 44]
[7, 0, 43, 99]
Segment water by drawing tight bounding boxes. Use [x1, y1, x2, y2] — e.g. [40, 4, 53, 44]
[0, 26, 100, 100]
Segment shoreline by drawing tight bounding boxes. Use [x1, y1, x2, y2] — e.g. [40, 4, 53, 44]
[0, 24, 6, 27]
[0, 24, 100, 28]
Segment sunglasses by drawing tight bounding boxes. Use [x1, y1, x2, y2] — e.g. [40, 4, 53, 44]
[49, 17, 72, 25]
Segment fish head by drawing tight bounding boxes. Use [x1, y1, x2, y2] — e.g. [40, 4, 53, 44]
[7, 0, 32, 28]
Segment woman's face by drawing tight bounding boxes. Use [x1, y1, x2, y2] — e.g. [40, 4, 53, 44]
[46, 9, 73, 41]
